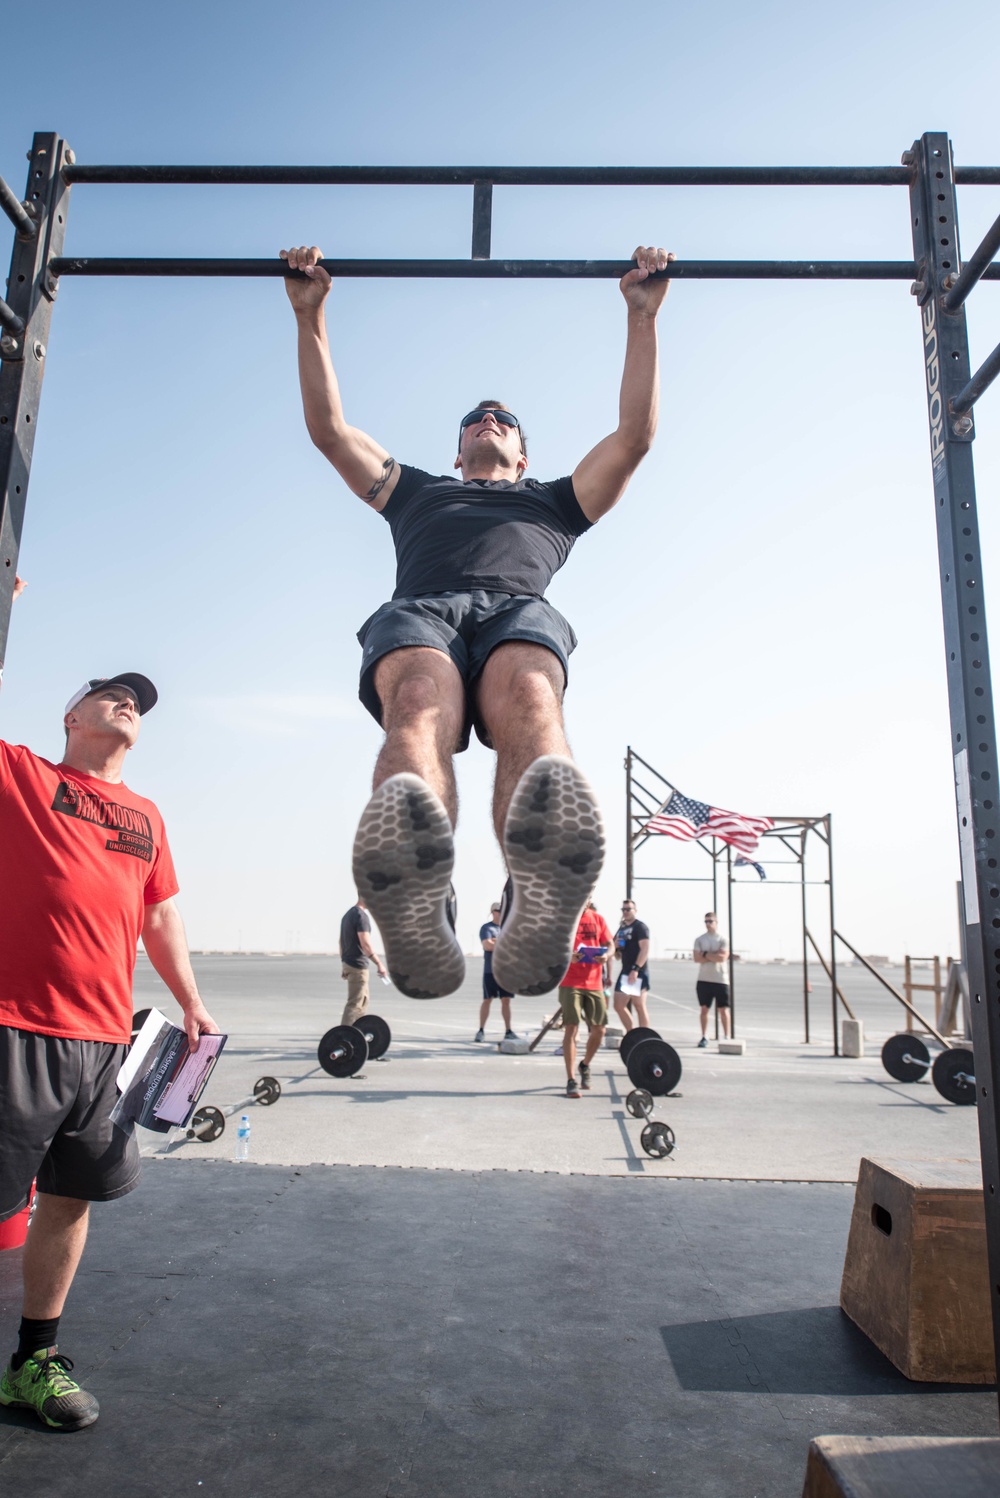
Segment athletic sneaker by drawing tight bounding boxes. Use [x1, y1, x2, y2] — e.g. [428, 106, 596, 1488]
[565, 1075, 581, 1099]
[351, 774, 465, 999]
[0, 1348, 99, 1430]
[579, 1061, 591, 1090]
[503, 1029, 518, 1041]
[697, 1037, 708, 1049]
[474, 1028, 485, 1042]
[492, 756, 605, 997]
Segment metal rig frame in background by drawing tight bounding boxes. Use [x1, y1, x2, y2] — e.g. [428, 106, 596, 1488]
[2, 131, 1000, 1413]
[624, 747, 841, 1049]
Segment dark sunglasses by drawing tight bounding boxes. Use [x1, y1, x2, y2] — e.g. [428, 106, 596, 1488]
[457, 407, 524, 456]
[459, 407, 520, 432]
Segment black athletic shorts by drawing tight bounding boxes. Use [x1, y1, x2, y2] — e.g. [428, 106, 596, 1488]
[0, 1025, 141, 1220]
[357, 589, 577, 751]
[482, 972, 513, 1001]
[696, 981, 731, 1009]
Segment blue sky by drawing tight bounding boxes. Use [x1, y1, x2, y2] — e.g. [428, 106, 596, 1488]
[2, 0, 999, 965]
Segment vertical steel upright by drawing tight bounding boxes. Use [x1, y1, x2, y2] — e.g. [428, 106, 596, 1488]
[625, 748, 634, 899]
[908, 130, 1000, 1405]
[0, 133, 72, 681]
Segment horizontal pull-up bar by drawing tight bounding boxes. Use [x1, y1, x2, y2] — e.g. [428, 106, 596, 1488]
[57, 163, 1000, 188]
[49, 256, 1000, 282]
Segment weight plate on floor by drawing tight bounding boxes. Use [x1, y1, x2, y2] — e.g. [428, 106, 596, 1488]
[354, 1013, 391, 1061]
[130, 1007, 151, 1045]
[640, 1121, 676, 1159]
[619, 1027, 661, 1066]
[318, 1025, 369, 1078]
[931, 1046, 976, 1105]
[187, 1105, 225, 1142]
[881, 1033, 930, 1082]
[625, 1088, 654, 1119]
[626, 1037, 682, 1097]
[254, 1076, 281, 1105]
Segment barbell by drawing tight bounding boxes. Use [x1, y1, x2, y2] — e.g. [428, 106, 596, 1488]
[880, 1033, 976, 1105]
[317, 1014, 393, 1077]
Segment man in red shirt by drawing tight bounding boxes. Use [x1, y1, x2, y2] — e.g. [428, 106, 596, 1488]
[556, 901, 614, 1100]
[0, 672, 219, 1431]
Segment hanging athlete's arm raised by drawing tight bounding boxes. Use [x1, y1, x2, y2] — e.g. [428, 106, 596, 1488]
[571, 245, 674, 524]
[281, 244, 401, 511]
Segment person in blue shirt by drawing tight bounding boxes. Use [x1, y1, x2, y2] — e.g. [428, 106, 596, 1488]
[475, 902, 516, 1043]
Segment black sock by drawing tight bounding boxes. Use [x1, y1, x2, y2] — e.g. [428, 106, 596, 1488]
[12, 1316, 60, 1370]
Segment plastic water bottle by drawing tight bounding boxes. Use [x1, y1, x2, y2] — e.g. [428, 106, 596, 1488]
[234, 1114, 251, 1162]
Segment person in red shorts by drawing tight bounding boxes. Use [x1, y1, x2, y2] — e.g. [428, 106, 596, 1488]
[557, 900, 614, 1100]
[0, 666, 219, 1431]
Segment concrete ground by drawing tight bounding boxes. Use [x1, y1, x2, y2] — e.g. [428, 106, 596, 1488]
[132, 956, 981, 1181]
[1, 954, 992, 1498]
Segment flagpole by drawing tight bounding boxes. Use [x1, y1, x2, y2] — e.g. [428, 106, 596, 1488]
[727, 843, 736, 1037]
[801, 827, 811, 1043]
[713, 841, 720, 1041]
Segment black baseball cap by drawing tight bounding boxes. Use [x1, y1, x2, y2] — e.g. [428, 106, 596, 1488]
[64, 673, 158, 716]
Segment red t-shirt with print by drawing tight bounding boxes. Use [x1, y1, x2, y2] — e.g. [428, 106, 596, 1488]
[560, 910, 612, 990]
[0, 741, 179, 1044]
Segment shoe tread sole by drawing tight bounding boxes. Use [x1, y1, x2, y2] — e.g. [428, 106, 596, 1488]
[493, 756, 605, 997]
[352, 775, 465, 999]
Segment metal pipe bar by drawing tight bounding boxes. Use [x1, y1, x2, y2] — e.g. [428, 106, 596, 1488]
[943, 208, 1000, 311]
[951, 337, 1000, 415]
[61, 163, 916, 187]
[0, 175, 36, 239]
[804, 927, 855, 1020]
[49, 256, 978, 282]
[471, 181, 492, 260]
[0, 297, 25, 336]
[833, 929, 948, 1046]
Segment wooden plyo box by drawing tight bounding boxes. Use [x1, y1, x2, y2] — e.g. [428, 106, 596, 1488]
[802, 1436, 1000, 1498]
[839, 1156, 994, 1383]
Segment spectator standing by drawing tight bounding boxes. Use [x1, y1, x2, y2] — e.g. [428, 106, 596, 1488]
[339, 896, 387, 1027]
[693, 912, 731, 1046]
[476, 902, 516, 1042]
[613, 898, 651, 1030]
[0, 671, 219, 1431]
[558, 901, 613, 1099]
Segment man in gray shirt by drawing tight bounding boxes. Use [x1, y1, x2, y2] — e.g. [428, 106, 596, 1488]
[693, 912, 730, 1048]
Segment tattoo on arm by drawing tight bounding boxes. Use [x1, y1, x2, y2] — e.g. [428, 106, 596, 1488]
[363, 457, 396, 504]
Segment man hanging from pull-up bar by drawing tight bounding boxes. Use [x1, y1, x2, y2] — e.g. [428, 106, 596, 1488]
[281, 242, 673, 999]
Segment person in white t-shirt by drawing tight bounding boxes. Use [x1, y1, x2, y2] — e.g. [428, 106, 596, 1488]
[693, 912, 730, 1048]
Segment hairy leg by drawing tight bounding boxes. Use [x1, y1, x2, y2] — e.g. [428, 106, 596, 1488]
[583, 1025, 606, 1066]
[476, 643, 570, 844]
[632, 992, 651, 1029]
[22, 1194, 90, 1320]
[500, 996, 512, 1029]
[614, 993, 634, 1031]
[720, 1006, 732, 1037]
[699, 1005, 710, 1036]
[562, 1022, 578, 1079]
[479, 998, 492, 1027]
[373, 647, 466, 826]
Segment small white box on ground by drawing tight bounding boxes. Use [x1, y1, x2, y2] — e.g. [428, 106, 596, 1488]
[605, 1033, 623, 1049]
[718, 1039, 746, 1055]
[841, 1017, 864, 1057]
[499, 1037, 530, 1054]
[604, 1024, 625, 1038]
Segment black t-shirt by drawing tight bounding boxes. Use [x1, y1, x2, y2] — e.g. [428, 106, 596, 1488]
[381, 465, 592, 600]
[616, 919, 650, 971]
[340, 905, 371, 969]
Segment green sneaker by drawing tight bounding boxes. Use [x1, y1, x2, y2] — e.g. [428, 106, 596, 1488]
[0, 1347, 99, 1430]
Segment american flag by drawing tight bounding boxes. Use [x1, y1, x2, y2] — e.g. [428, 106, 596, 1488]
[735, 855, 767, 880]
[643, 791, 773, 856]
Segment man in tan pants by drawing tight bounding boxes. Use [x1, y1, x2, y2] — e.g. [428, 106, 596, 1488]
[339, 896, 387, 1026]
